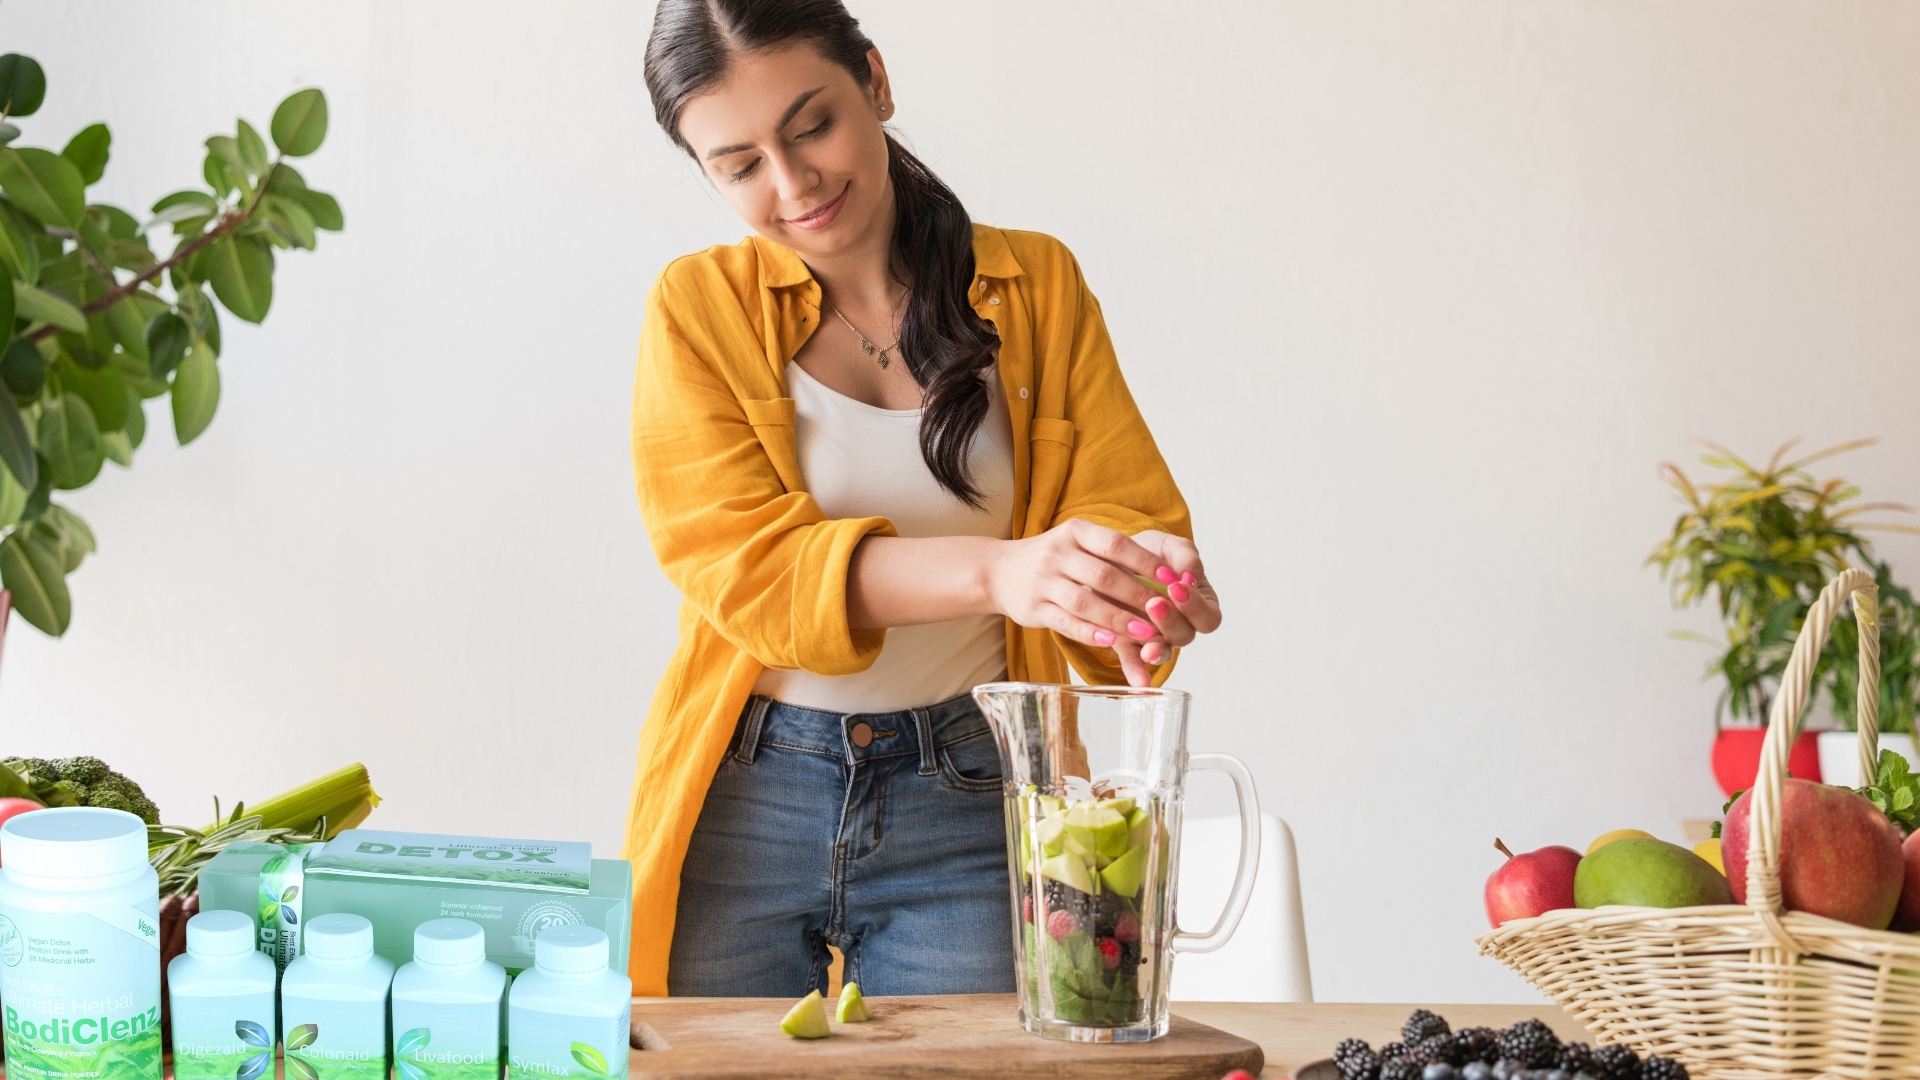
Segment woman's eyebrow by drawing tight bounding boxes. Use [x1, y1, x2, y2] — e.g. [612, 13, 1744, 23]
[703, 86, 828, 160]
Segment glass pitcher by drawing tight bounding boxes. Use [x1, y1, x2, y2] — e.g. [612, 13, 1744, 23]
[972, 683, 1260, 1043]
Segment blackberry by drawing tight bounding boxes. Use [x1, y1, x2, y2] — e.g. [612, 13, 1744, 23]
[1419, 1035, 1463, 1066]
[1335, 1039, 1382, 1080]
[1558, 1044, 1595, 1075]
[1381, 1059, 1425, 1080]
[1454, 1028, 1500, 1064]
[1497, 1020, 1561, 1069]
[1379, 1043, 1409, 1061]
[1041, 880, 1097, 923]
[1639, 1058, 1687, 1080]
[1592, 1044, 1641, 1080]
[1404, 1009, 1453, 1044]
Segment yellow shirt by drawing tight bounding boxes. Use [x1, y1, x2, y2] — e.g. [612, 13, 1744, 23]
[624, 224, 1191, 995]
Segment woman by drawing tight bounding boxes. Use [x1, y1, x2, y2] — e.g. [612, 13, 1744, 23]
[627, 0, 1222, 998]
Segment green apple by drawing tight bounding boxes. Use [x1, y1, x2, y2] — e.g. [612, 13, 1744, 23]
[1099, 844, 1148, 898]
[1065, 801, 1131, 860]
[780, 990, 830, 1039]
[835, 982, 873, 1023]
[1040, 851, 1096, 894]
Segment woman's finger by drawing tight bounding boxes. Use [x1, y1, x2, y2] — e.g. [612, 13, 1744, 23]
[1050, 575, 1168, 646]
[1140, 593, 1197, 646]
[1038, 601, 1140, 653]
[1165, 575, 1222, 635]
[1067, 519, 1167, 581]
[1060, 550, 1168, 621]
[1112, 639, 1156, 688]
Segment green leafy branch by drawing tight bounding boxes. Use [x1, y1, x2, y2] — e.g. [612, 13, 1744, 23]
[1648, 439, 1920, 730]
[0, 53, 342, 636]
[1858, 749, 1920, 834]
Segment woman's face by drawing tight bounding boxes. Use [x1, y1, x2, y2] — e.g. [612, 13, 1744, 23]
[676, 44, 895, 262]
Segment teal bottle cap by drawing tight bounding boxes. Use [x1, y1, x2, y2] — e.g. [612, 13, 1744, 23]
[413, 917, 486, 969]
[186, 909, 257, 960]
[305, 912, 375, 962]
[0, 807, 148, 888]
[535, 925, 609, 975]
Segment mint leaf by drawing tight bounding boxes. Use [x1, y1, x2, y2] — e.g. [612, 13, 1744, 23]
[1855, 750, 1920, 835]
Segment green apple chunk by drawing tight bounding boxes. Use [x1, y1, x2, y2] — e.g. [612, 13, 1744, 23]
[1065, 801, 1131, 860]
[835, 982, 873, 1023]
[1099, 844, 1148, 898]
[780, 990, 830, 1039]
[1040, 851, 1097, 894]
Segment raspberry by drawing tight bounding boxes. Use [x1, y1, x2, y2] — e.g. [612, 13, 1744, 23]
[1023, 895, 1034, 923]
[1045, 909, 1076, 942]
[1115, 911, 1140, 943]
[1097, 936, 1120, 970]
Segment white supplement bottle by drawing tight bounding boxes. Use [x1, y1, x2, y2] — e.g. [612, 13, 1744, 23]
[392, 917, 508, 1080]
[0, 807, 163, 1080]
[167, 909, 277, 1080]
[506, 925, 631, 1079]
[280, 912, 395, 1079]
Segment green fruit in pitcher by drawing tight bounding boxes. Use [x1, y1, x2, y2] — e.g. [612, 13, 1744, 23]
[1065, 801, 1131, 859]
[780, 990, 830, 1039]
[1040, 851, 1096, 894]
[835, 982, 873, 1023]
[1099, 844, 1148, 898]
[1574, 837, 1733, 909]
[1037, 810, 1069, 856]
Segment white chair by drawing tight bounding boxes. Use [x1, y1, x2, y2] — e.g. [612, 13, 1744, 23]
[1169, 812, 1312, 1002]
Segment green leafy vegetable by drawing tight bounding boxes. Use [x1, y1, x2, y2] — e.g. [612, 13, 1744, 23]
[1857, 749, 1920, 834]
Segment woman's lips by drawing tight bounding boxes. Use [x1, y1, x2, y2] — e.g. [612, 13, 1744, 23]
[787, 185, 849, 231]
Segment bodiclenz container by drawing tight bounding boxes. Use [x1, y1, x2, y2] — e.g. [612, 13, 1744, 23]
[166, 909, 277, 1080]
[0, 807, 164, 1080]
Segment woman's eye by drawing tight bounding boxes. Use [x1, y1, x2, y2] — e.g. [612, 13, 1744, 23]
[726, 159, 760, 183]
[797, 115, 834, 140]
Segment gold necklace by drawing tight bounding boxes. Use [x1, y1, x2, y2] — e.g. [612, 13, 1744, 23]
[829, 304, 900, 369]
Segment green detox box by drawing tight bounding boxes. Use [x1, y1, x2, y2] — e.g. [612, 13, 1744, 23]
[201, 831, 631, 976]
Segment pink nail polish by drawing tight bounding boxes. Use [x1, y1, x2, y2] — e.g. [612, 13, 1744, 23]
[1180, 572, 1196, 586]
[1154, 565, 1177, 585]
[1127, 619, 1153, 639]
[1093, 629, 1115, 646]
[1168, 583, 1190, 603]
[1146, 598, 1170, 619]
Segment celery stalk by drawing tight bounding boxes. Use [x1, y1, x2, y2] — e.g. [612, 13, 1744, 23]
[203, 763, 381, 838]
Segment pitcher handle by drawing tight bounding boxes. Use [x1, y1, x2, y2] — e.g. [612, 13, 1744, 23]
[1170, 752, 1262, 955]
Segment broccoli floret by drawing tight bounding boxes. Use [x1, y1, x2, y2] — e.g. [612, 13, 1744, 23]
[2, 757, 159, 824]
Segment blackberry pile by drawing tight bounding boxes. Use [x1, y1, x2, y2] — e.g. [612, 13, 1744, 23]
[1331, 1011, 1688, 1080]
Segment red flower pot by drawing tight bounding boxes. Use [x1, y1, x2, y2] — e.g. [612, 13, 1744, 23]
[1712, 727, 1823, 796]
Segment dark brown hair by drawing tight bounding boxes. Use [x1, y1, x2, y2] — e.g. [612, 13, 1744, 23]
[644, 0, 1001, 507]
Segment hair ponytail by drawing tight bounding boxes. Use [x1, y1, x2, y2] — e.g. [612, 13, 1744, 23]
[644, 0, 1002, 507]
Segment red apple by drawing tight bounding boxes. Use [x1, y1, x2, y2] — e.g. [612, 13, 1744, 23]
[1485, 838, 1582, 927]
[0, 797, 45, 866]
[1722, 779, 1905, 929]
[1892, 829, 1920, 931]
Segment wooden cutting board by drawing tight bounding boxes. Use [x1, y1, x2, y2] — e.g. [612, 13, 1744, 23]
[626, 993, 1264, 1079]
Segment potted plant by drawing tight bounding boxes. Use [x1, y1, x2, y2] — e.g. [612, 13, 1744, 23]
[1648, 439, 1920, 795]
[0, 52, 341, 652]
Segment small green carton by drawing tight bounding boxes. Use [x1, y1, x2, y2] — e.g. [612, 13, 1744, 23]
[200, 830, 632, 976]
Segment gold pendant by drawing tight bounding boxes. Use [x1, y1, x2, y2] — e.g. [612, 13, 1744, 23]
[861, 341, 875, 355]
[877, 354, 890, 369]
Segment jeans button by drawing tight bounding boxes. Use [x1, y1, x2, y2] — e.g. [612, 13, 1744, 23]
[849, 722, 875, 749]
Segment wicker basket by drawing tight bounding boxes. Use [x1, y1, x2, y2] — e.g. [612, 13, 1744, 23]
[1480, 567, 1920, 1080]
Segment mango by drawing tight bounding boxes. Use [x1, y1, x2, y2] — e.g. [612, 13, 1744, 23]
[1586, 828, 1656, 855]
[1574, 837, 1733, 909]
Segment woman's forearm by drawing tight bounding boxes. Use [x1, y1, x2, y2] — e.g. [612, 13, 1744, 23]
[846, 535, 1003, 629]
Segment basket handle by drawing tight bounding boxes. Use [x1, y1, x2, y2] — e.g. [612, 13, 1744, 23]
[1745, 567, 1881, 915]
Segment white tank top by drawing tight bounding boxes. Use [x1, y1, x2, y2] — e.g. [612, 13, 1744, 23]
[751, 362, 1016, 714]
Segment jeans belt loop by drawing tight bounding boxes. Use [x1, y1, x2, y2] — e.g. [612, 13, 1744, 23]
[735, 695, 773, 764]
[914, 707, 938, 776]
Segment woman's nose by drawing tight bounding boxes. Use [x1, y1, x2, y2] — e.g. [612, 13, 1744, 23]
[767, 148, 817, 204]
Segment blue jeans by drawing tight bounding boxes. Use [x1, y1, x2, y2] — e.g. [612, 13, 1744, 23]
[667, 693, 1016, 996]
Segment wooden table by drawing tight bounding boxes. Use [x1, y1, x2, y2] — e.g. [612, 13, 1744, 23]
[1171, 1001, 1589, 1079]
[12, 1000, 1585, 1079]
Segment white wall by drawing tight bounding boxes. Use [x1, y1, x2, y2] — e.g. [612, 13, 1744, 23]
[3, 1, 1917, 1004]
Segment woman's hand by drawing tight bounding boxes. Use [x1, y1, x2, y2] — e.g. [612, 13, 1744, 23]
[1127, 530, 1223, 659]
[985, 520, 1217, 687]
